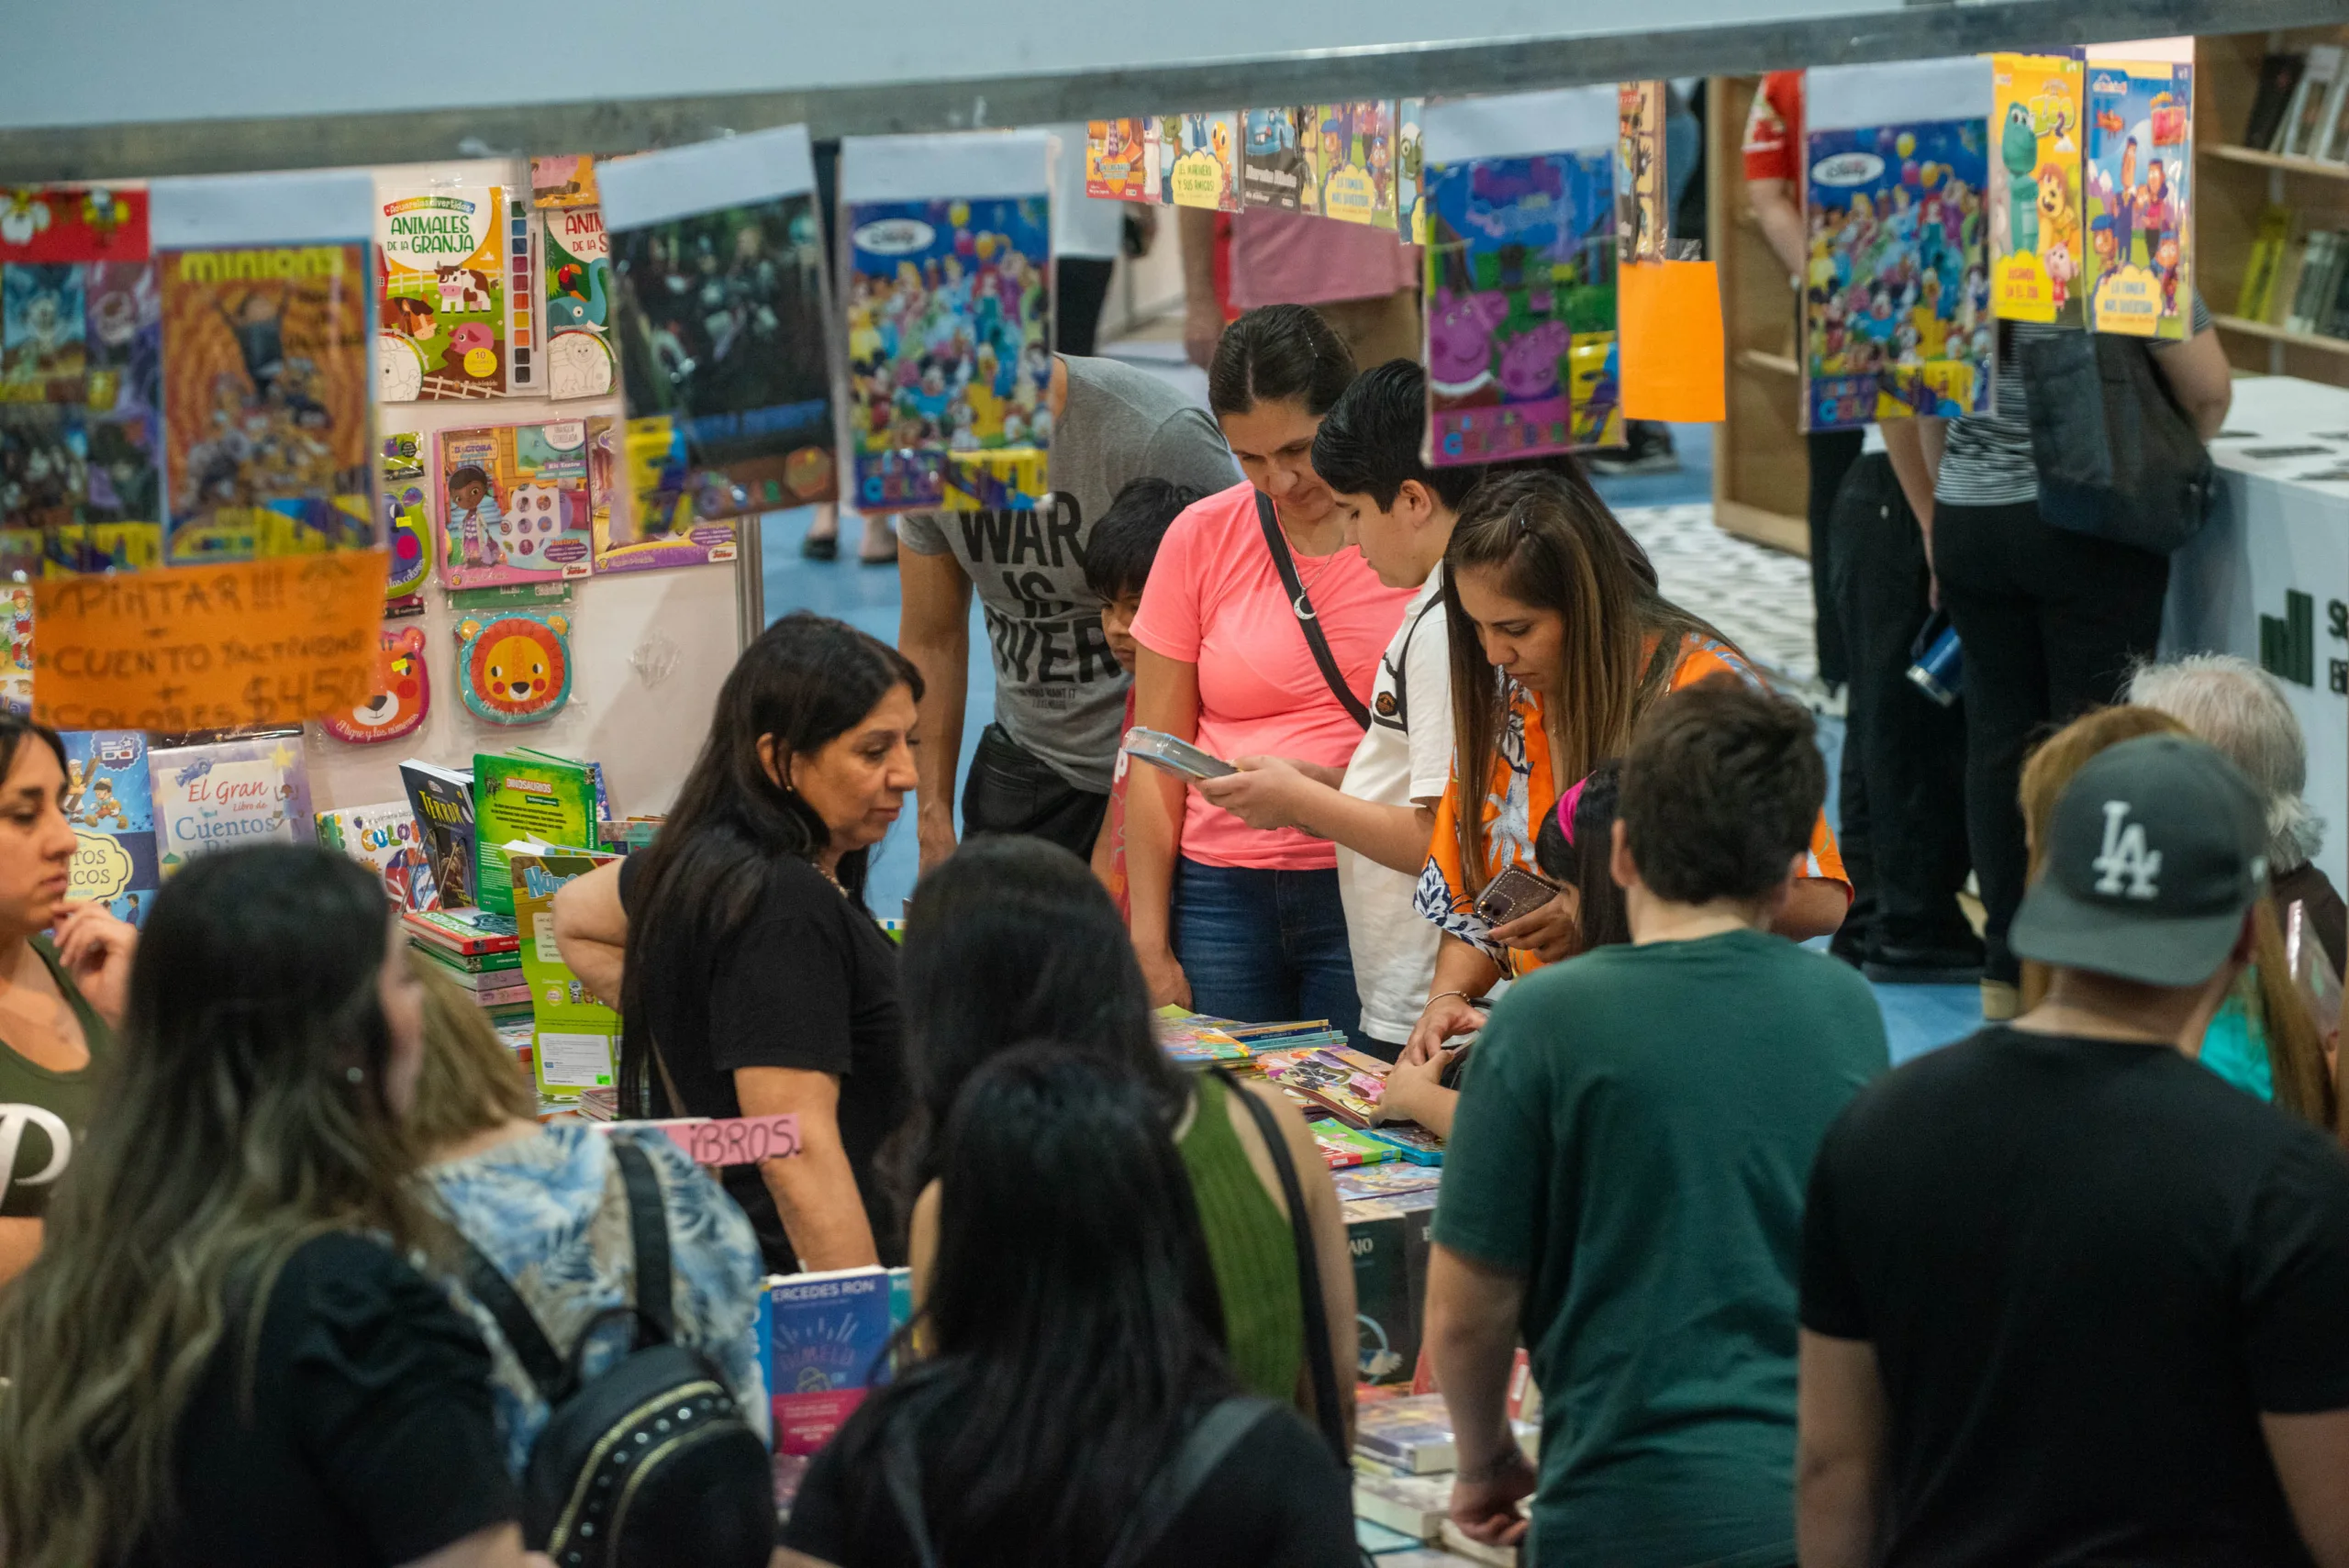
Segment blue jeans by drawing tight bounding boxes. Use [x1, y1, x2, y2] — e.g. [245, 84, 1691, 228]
[1173, 858, 1362, 1040]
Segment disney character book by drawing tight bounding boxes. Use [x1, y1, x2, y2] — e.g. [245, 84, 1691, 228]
[472, 751, 597, 917]
[315, 798, 440, 913]
[435, 419, 606, 587]
[2085, 59, 2193, 339]
[399, 758, 478, 910]
[150, 734, 314, 877]
[59, 729, 158, 926]
[1802, 118, 1994, 431]
[1423, 150, 1621, 465]
[1990, 52, 2087, 327]
[541, 204, 614, 400]
[375, 183, 508, 402]
[1149, 114, 1241, 211]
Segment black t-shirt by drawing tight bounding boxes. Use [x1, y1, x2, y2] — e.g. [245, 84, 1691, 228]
[780, 1393, 1358, 1568]
[1803, 1026, 2349, 1567]
[620, 850, 909, 1272]
[130, 1231, 516, 1568]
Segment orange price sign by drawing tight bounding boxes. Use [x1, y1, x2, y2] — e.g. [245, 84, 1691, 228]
[32, 550, 390, 734]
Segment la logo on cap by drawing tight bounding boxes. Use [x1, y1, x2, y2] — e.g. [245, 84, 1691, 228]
[2092, 800, 2161, 900]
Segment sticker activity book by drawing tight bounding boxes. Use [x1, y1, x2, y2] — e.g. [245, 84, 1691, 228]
[1423, 150, 1621, 465]
[1802, 118, 1994, 430]
[2085, 60, 2193, 338]
[435, 419, 607, 587]
[1990, 52, 2087, 326]
[375, 183, 507, 401]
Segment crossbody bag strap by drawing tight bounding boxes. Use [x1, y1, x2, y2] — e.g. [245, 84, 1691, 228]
[612, 1138, 675, 1342]
[1100, 1396, 1282, 1568]
[458, 1238, 571, 1404]
[1256, 490, 1371, 730]
[1212, 1066, 1350, 1463]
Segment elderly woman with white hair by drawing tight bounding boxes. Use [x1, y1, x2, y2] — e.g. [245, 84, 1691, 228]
[2125, 653, 2347, 977]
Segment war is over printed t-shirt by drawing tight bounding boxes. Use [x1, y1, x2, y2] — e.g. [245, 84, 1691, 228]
[898, 355, 1237, 795]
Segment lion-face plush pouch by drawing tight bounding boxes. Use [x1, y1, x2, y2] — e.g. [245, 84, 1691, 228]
[318, 624, 430, 744]
[453, 607, 573, 724]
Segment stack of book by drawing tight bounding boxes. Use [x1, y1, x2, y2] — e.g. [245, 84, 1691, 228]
[404, 906, 529, 1018]
[1350, 1366, 1542, 1563]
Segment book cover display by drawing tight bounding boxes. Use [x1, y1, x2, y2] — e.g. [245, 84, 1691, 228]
[530, 156, 600, 211]
[1309, 102, 1397, 228]
[400, 760, 477, 909]
[316, 621, 430, 744]
[1242, 109, 1314, 212]
[542, 204, 614, 400]
[603, 126, 839, 543]
[1423, 150, 1621, 463]
[842, 136, 1053, 514]
[60, 729, 159, 925]
[1617, 82, 1669, 264]
[1989, 52, 2087, 326]
[375, 183, 507, 402]
[766, 1268, 896, 1456]
[157, 239, 372, 562]
[507, 846, 619, 1098]
[1149, 114, 1241, 211]
[316, 798, 439, 912]
[0, 584, 28, 714]
[473, 751, 596, 916]
[452, 597, 573, 725]
[2085, 59, 2194, 338]
[435, 419, 605, 586]
[1802, 120, 1994, 430]
[379, 431, 430, 609]
[1395, 101, 1429, 244]
[1084, 121, 1153, 200]
[150, 734, 313, 876]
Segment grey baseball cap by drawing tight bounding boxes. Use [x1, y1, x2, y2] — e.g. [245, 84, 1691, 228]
[2009, 734, 2267, 986]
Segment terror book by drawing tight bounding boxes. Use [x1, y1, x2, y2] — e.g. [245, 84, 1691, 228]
[399, 758, 478, 909]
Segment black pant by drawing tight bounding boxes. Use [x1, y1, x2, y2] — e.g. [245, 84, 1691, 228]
[1831, 456, 1976, 954]
[1054, 257, 1116, 358]
[961, 723, 1108, 862]
[1807, 428, 1865, 688]
[1935, 498, 2171, 984]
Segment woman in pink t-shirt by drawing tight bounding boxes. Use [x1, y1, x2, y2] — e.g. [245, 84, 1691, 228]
[1127, 306, 1414, 1033]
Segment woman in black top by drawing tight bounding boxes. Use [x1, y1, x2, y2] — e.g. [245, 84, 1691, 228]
[779, 1048, 1357, 1568]
[556, 610, 919, 1273]
[0, 846, 525, 1568]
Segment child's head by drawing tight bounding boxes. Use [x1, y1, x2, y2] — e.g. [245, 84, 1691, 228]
[401, 951, 537, 1155]
[447, 464, 490, 510]
[1532, 758, 1630, 955]
[1084, 478, 1203, 673]
[1619, 675, 1825, 915]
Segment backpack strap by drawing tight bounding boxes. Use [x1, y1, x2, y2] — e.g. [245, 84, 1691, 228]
[1100, 1396, 1281, 1568]
[1256, 490, 1371, 730]
[613, 1137, 675, 1342]
[1211, 1066, 1349, 1464]
[882, 1414, 945, 1568]
[459, 1238, 570, 1405]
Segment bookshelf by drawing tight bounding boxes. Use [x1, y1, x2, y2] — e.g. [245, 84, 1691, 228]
[1709, 74, 1812, 558]
[2199, 28, 2349, 384]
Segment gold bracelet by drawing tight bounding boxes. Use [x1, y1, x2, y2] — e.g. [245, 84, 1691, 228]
[1421, 989, 1472, 1015]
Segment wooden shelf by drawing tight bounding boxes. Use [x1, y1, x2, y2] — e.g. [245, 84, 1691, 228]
[1737, 349, 1798, 379]
[2205, 142, 2349, 181]
[2214, 314, 2349, 356]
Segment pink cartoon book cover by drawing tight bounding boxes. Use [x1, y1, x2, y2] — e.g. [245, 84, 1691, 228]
[435, 418, 607, 587]
[1422, 151, 1621, 466]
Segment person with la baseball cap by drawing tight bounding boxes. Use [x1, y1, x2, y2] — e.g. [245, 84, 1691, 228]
[1794, 734, 2349, 1568]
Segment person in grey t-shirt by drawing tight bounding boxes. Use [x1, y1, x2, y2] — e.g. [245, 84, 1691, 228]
[899, 354, 1237, 873]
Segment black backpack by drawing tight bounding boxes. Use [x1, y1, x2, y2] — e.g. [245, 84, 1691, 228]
[2018, 327, 2216, 556]
[459, 1137, 774, 1568]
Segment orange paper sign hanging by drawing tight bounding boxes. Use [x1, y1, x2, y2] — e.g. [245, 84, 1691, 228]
[1620, 260, 1727, 424]
[32, 550, 391, 734]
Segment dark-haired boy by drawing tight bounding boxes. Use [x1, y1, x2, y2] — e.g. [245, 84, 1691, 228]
[1083, 477, 1207, 917]
[1425, 678, 1887, 1568]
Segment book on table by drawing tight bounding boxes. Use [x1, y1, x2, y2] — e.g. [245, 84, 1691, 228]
[400, 760, 479, 909]
[473, 751, 600, 917]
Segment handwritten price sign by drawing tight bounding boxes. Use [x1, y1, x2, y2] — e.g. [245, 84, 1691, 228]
[33, 550, 390, 732]
[596, 1112, 803, 1166]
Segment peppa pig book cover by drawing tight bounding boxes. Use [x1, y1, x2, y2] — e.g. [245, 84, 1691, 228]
[1421, 150, 1620, 466]
[1801, 118, 1993, 431]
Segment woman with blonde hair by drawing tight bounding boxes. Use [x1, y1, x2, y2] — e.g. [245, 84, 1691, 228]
[2019, 706, 2339, 1138]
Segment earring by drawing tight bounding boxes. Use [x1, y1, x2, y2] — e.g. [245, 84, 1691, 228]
[346, 1066, 364, 1084]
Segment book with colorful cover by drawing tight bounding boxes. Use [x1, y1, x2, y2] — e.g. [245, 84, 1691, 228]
[1395, 100, 1430, 244]
[435, 420, 604, 587]
[1261, 1046, 1393, 1128]
[1424, 149, 1620, 464]
[399, 759, 478, 909]
[316, 798, 440, 913]
[1354, 1393, 1457, 1473]
[473, 751, 597, 916]
[764, 1267, 896, 1455]
[1803, 118, 1994, 430]
[404, 906, 520, 962]
[1364, 1123, 1445, 1164]
[375, 182, 507, 402]
[1242, 108, 1314, 212]
[1990, 52, 2087, 327]
[1085, 121, 1153, 199]
[1150, 113, 1241, 211]
[1332, 1162, 1443, 1202]
[1617, 82, 1669, 263]
[60, 729, 158, 925]
[1313, 1124, 1400, 1169]
[150, 734, 313, 876]
[2085, 58, 2193, 339]
[541, 204, 615, 400]
[1309, 102, 1397, 228]
[507, 845, 619, 1099]
[530, 156, 600, 211]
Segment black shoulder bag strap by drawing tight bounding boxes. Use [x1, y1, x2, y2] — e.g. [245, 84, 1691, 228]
[1255, 490, 1371, 730]
[1212, 1066, 1350, 1464]
[613, 1137, 675, 1341]
[1100, 1396, 1283, 1568]
[459, 1240, 571, 1404]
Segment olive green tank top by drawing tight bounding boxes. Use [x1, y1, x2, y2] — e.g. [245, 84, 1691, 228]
[0, 936, 115, 1220]
[1176, 1071, 1304, 1403]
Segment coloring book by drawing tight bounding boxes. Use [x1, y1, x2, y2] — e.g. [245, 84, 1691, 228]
[1990, 52, 2087, 327]
[2085, 59, 2193, 339]
[542, 205, 614, 400]
[316, 798, 439, 913]
[435, 419, 607, 587]
[375, 183, 508, 402]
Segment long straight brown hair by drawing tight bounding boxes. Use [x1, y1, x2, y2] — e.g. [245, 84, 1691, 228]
[1441, 471, 1728, 896]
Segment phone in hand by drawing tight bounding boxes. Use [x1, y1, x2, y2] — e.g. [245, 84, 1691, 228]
[1474, 866, 1561, 928]
[1122, 727, 1238, 781]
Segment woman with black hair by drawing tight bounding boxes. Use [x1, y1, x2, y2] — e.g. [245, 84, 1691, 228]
[554, 609, 920, 1273]
[1126, 304, 1411, 1036]
[779, 1048, 1358, 1568]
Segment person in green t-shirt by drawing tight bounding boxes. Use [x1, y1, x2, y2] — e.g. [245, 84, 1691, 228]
[1426, 676, 1887, 1568]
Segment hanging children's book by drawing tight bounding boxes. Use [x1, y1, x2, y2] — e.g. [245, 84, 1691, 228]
[1085, 122, 1153, 201]
[0, 584, 28, 714]
[530, 155, 600, 211]
[597, 416, 737, 571]
[317, 621, 430, 744]
[60, 729, 159, 925]
[542, 204, 614, 400]
[600, 124, 839, 547]
[1617, 83, 1669, 264]
[1307, 103, 1397, 228]
[150, 732, 314, 876]
[840, 132, 1054, 514]
[1149, 114, 1241, 211]
[380, 431, 429, 610]
[1395, 101, 1430, 245]
[2085, 52, 2194, 339]
[375, 180, 507, 402]
[1242, 109, 1314, 212]
[1990, 52, 2087, 327]
[453, 594, 573, 726]
[435, 418, 605, 587]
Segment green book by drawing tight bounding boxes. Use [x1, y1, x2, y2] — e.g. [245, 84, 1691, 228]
[507, 846, 621, 1101]
[472, 751, 598, 917]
